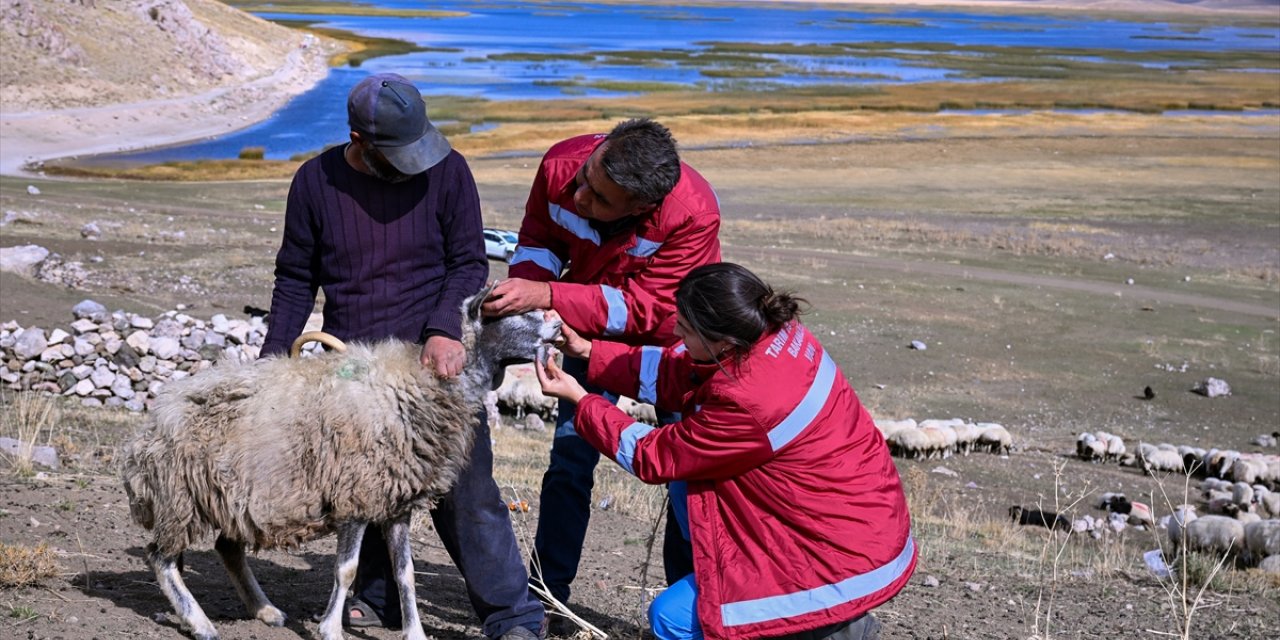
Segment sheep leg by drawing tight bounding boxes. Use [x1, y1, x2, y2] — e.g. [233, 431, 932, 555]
[384, 513, 428, 640]
[147, 543, 219, 640]
[318, 521, 367, 640]
[214, 535, 285, 627]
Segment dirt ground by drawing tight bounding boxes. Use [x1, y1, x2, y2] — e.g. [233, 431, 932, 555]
[2, 115, 1279, 639]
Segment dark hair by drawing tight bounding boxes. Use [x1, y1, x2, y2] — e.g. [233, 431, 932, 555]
[675, 263, 807, 360]
[601, 118, 681, 205]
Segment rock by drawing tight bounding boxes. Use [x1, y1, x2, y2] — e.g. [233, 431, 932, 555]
[89, 366, 115, 389]
[72, 298, 108, 322]
[931, 466, 958, 478]
[73, 337, 96, 357]
[152, 318, 183, 339]
[125, 330, 151, 355]
[69, 318, 99, 334]
[80, 222, 101, 239]
[0, 244, 50, 277]
[922, 575, 940, 587]
[47, 328, 70, 344]
[26, 185, 40, 195]
[150, 336, 181, 360]
[73, 378, 94, 396]
[1191, 377, 1231, 398]
[124, 398, 146, 412]
[1251, 433, 1278, 448]
[965, 582, 983, 592]
[14, 328, 50, 360]
[111, 376, 136, 400]
[909, 340, 927, 351]
[130, 315, 155, 330]
[210, 313, 231, 333]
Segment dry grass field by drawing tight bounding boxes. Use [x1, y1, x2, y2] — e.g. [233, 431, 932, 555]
[2, 111, 1279, 639]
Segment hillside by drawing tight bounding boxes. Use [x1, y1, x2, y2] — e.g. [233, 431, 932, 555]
[0, 0, 328, 113]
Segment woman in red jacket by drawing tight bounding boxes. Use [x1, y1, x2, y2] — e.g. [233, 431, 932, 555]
[534, 263, 914, 640]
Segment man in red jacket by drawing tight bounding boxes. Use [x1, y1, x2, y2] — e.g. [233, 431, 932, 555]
[482, 119, 721, 623]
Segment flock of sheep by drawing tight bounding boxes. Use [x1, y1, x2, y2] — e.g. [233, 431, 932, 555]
[874, 418, 1013, 459]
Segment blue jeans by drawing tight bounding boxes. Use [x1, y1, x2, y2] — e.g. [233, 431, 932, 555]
[531, 357, 694, 604]
[531, 356, 611, 604]
[354, 411, 544, 639]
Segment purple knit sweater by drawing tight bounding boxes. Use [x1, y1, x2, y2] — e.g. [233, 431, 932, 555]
[260, 145, 488, 357]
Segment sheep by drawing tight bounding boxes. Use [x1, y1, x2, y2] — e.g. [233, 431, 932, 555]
[1255, 486, 1280, 518]
[888, 427, 930, 459]
[1098, 492, 1131, 514]
[1009, 505, 1070, 533]
[1166, 505, 1198, 555]
[873, 418, 916, 442]
[494, 363, 557, 420]
[1243, 519, 1280, 564]
[951, 422, 981, 456]
[1180, 515, 1246, 558]
[616, 395, 658, 426]
[121, 289, 561, 640]
[1077, 433, 1104, 462]
[1233, 482, 1256, 512]
[976, 423, 1012, 454]
[1137, 442, 1183, 475]
[1259, 555, 1280, 574]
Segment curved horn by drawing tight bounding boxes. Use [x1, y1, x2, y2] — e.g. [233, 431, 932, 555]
[289, 331, 347, 358]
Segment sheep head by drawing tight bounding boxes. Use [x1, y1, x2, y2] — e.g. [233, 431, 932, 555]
[459, 285, 562, 398]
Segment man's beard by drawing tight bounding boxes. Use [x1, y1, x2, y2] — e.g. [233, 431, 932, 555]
[361, 145, 414, 183]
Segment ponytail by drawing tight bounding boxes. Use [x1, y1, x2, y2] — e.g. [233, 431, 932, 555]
[676, 263, 808, 361]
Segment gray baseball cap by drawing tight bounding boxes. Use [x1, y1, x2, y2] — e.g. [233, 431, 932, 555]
[347, 73, 451, 175]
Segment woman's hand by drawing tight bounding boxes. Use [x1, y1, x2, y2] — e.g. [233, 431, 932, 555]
[556, 321, 591, 360]
[535, 350, 588, 404]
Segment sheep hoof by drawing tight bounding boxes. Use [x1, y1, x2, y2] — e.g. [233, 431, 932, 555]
[256, 605, 286, 627]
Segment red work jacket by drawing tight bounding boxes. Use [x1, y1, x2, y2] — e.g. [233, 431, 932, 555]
[508, 134, 720, 345]
[575, 321, 916, 640]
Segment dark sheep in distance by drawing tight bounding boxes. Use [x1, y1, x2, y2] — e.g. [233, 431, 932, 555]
[1009, 505, 1071, 532]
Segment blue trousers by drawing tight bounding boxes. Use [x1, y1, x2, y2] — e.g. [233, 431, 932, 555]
[354, 411, 544, 639]
[531, 357, 695, 604]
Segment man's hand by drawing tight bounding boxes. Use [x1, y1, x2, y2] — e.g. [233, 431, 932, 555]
[534, 350, 588, 404]
[481, 278, 552, 317]
[421, 335, 466, 378]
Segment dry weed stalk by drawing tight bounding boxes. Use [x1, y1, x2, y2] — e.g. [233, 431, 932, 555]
[1146, 465, 1234, 640]
[1, 392, 60, 476]
[503, 485, 609, 640]
[0, 541, 62, 588]
[1027, 460, 1091, 640]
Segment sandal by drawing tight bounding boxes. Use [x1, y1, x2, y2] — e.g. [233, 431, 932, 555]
[310, 598, 386, 628]
[346, 598, 385, 629]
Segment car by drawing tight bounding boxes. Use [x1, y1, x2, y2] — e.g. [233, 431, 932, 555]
[483, 228, 517, 261]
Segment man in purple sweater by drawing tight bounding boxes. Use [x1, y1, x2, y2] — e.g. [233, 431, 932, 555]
[261, 73, 544, 640]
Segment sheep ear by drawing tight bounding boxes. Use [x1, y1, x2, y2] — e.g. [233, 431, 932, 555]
[467, 283, 496, 321]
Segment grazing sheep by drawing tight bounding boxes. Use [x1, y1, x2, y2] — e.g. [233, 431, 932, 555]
[887, 427, 930, 459]
[1255, 486, 1280, 518]
[1259, 555, 1280, 574]
[616, 395, 658, 426]
[121, 290, 561, 640]
[1098, 492, 1132, 514]
[1077, 433, 1105, 462]
[1233, 482, 1256, 512]
[1166, 505, 1199, 555]
[1181, 515, 1246, 557]
[1243, 519, 1280, 564]
[977, 423, 1012, 454]
[1137, 443, 1184, 476]
[873, 418, 916, 442]
[494, 363, 557, 420]
[1009, 505, 1070, 533]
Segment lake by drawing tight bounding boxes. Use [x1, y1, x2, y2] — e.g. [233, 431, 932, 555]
[93, 0, 1280, 165]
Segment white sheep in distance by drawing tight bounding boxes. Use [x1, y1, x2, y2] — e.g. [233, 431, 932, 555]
[494, 363, 557, 420]
[616, 395, 658, 425]
[121, 289, 561, 640]
[1243, 519, 1280, 565]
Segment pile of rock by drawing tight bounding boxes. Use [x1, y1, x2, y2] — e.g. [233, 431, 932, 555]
[1, 299, 267, 411]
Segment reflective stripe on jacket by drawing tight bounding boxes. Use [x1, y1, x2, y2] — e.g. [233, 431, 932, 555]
[575, 322, 916, 640]
[508, 134, 721, 345]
